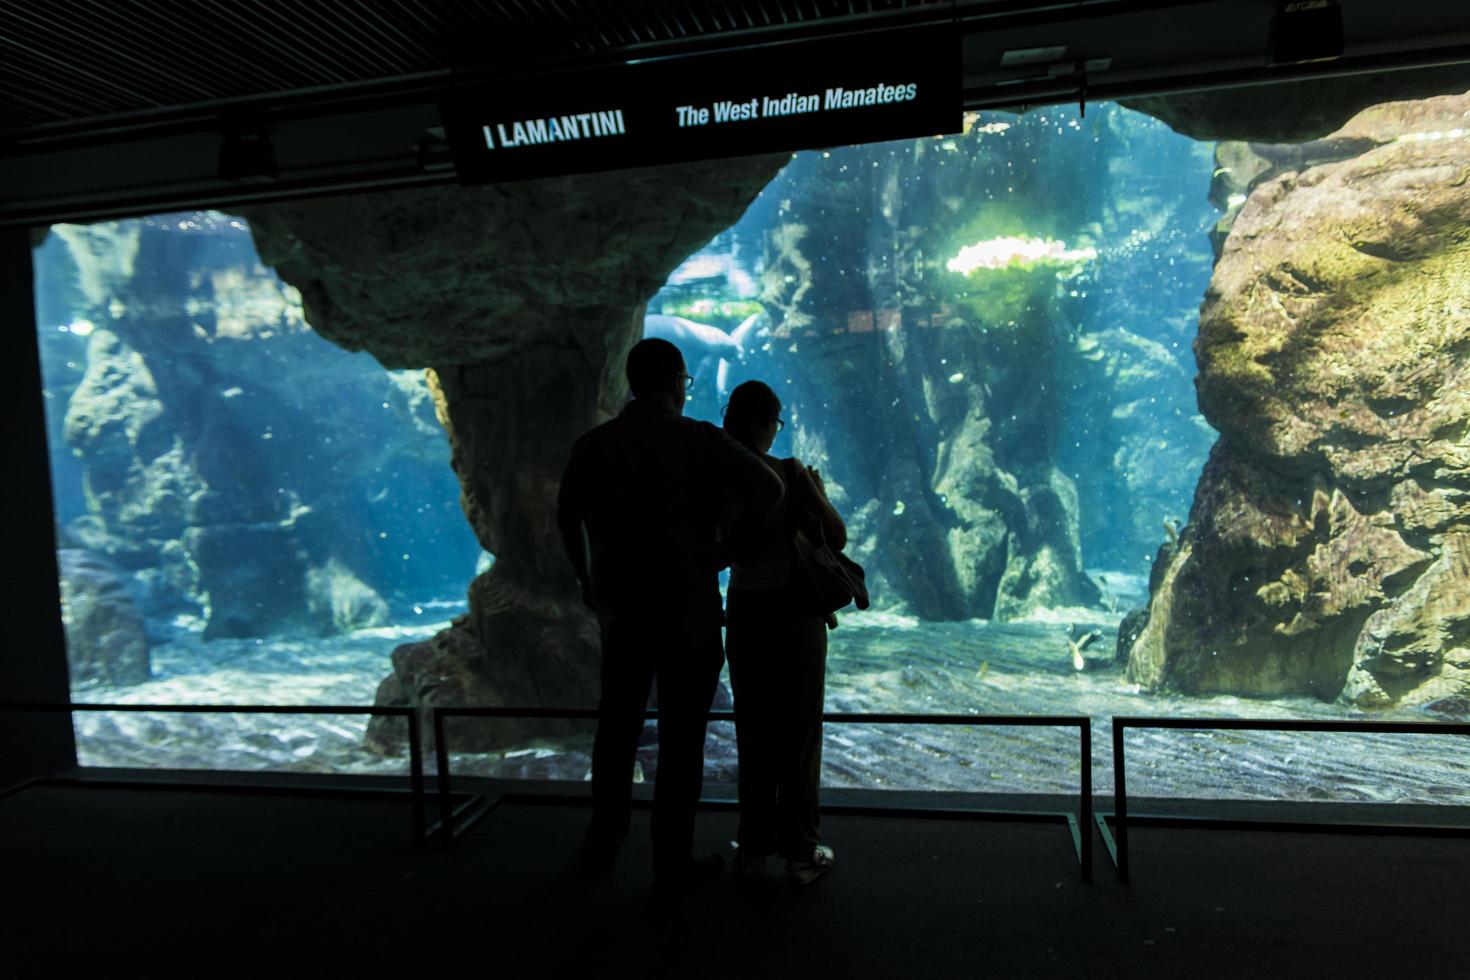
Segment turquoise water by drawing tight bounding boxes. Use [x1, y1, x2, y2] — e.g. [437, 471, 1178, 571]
[39, 102, 1470, 805]
[71, 611, 1468, 804]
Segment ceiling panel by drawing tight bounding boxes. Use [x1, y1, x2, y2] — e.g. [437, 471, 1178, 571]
[0, 0, 955, 137]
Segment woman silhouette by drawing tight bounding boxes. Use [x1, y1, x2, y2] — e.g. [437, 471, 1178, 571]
[722, 380, 847, 884]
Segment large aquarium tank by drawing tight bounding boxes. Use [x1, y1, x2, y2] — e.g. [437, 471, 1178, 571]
[34, 94, 1470, 804]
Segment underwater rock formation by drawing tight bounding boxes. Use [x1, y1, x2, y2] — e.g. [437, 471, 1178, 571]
[1068, 328, 1211, 571]
[42, 217, 456, 640]
[1059, 107, 1218, 573]
[747, 134, 1094, 620]
[745, 106, 1213, 619]
[1123, 65, 1470, 143]
[1125, 93, 1470, 707]
[305, 558, 391, 634]
[57, 548, 150, 688]
[244, 157, 786, 749]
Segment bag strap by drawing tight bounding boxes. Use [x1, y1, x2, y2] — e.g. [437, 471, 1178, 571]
[782, 457, 823, 543]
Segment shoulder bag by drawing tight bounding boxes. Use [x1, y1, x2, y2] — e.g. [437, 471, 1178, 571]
[783, 458, 870, 614]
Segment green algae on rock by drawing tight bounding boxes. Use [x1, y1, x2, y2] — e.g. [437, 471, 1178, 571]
[1124, 93, 1470, 708]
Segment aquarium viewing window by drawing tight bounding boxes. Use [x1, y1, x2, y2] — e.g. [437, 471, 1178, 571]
[34, 89, 1470, 808]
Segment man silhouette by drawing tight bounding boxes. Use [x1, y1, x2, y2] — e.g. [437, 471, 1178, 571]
[557, 337, 782, 896]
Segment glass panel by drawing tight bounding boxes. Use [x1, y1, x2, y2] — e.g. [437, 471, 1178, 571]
[649, 97, 1470, 805]
[34, 94, 1470, 804]
[33, 213, 481, 774]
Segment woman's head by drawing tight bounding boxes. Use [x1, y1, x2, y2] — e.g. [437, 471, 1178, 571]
[723, 380, 783, 453]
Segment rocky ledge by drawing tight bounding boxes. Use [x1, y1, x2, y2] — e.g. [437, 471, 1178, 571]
[1123, 93, 1470, 709]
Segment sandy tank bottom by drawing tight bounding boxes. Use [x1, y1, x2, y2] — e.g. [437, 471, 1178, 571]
[70, 610, 1470, 806]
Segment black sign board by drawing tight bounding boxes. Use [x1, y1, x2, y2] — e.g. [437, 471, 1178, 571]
[440, 24, 959, 184]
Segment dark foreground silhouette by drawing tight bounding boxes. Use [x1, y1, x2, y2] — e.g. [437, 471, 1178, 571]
[558, 337, 780, 897]
[722, 379, 848, 885]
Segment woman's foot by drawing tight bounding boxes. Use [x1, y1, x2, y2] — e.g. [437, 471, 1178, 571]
[785, 844, 835, 885]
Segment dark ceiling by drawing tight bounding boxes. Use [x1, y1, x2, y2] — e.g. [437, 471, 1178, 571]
[0, 0, 960, 139]
[3, 0, 1470, 225]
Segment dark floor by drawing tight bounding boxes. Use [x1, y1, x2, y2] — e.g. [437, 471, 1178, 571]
[3, 778, 1468, 977]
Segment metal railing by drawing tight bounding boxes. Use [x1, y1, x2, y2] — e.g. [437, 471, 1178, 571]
[10, 703, 1467, 885]
[1100, 716, 1470, 883]
[432, 706, 1094, 881]
[0, 702, 428, 845]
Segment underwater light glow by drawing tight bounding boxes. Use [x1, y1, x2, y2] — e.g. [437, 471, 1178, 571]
[1395, 128, 1469, 143]
[946, 236, 1098, 276]
[962, 112, 1010, 136]
[66, 319, 95, 337]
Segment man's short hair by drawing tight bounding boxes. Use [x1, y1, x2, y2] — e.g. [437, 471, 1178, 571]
[626, 338, 685, 399]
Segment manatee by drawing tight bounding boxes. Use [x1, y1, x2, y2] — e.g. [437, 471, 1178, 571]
[715, 311, 769, 394]
[644, 311, 768, 396]
[643, 314, 742, 360]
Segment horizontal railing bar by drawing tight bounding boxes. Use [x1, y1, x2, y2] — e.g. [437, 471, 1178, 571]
[32, 775, 429, 800]
[1115, 717, 1470, 736]
[0, 702, 412, 716]
[0, 703, 430, 845]
[435, 707, 1087, 727]
[494, 790, 1076, 822]
[1095, 810, 1470, 833]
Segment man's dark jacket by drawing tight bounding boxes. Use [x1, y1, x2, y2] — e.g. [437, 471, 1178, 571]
[558, 398, 776, 650]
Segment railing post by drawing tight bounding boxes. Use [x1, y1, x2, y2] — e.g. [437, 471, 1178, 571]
[1080, 718, 1092, 883]
[393, 708, 423, 846]
[1113, 719, 1129, 884]
[405, 707, 426, 847]
[434, 708, 454, 846]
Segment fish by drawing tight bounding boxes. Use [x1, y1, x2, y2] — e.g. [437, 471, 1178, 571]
[1163, 518, 1181, 546]
[1067, 628, 1102, 672]
[946, 236, 1097, 275]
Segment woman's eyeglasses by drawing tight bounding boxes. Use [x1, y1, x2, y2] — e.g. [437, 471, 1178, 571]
[775, 416, 786, 432]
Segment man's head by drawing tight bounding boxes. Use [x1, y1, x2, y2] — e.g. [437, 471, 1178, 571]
[626, 337, 689, 414]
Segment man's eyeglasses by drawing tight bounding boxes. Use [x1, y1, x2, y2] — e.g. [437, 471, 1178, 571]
[679, 373, 694, 391]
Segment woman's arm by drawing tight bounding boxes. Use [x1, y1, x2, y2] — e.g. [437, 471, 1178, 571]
[794, 460, 847, 550]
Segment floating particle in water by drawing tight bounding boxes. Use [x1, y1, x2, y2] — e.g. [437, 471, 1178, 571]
[892, 500, 906, 516]
[948, 372, 965, 383]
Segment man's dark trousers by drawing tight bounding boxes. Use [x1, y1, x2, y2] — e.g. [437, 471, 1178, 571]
[587, 629, 724, 875]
